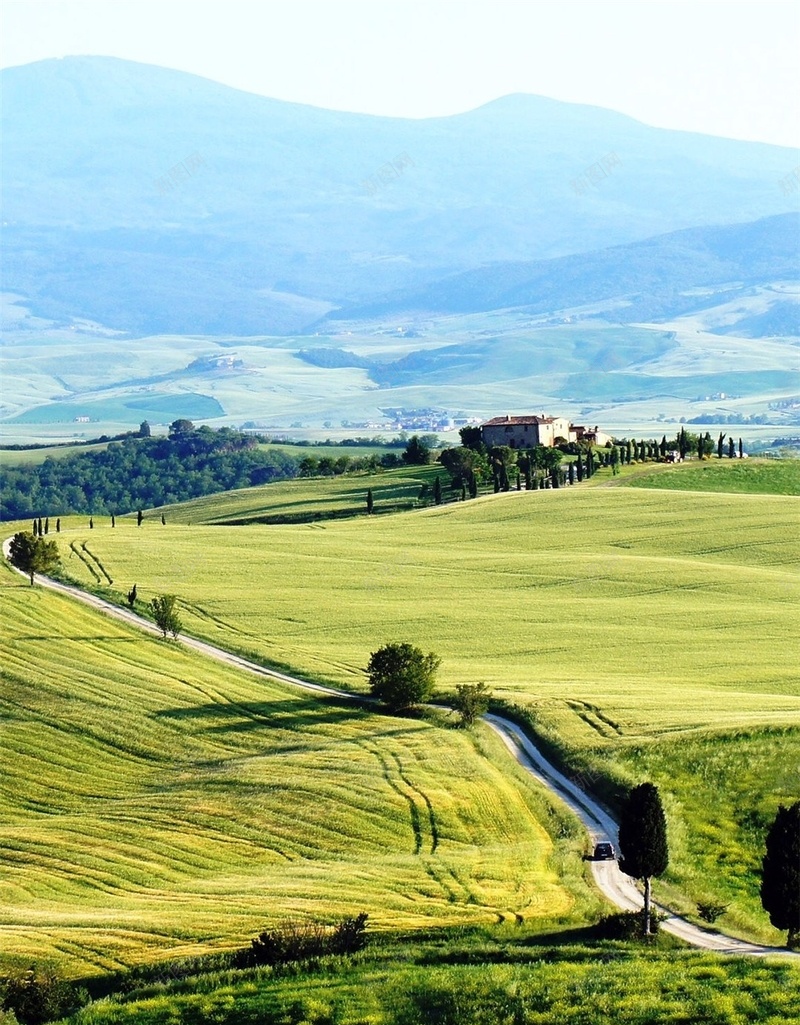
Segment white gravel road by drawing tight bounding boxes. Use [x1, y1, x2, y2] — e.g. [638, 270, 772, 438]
[4, 542, 796, 960]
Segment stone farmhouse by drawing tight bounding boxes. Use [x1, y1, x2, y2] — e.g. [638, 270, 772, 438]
[480, 414, 611, 449]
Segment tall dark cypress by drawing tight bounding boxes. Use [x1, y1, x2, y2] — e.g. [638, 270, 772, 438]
[618, 782, 669, 936]
[760, 801, 800, 948]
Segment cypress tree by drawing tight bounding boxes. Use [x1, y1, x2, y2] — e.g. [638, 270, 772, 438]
[626, 440, 632, 464]
[660, 435, 667, 458]
[32, 519, 38, 537]
[760, 801, 800, 948]
[461, 484, 467, 501]
[56, 518, 61, 533]
[433, 476, 442, 505]
[618, 782, 669, 936]
[44, 517, 49, 535]
[37, 517, 43, 536]
[89, 517, 93, 529]
[137, 509, 143, 527]
[468, 476, 478, 499]
[576, 454, 583, 482]
[366, 488, 374, 514]
[161, 514, 166, 525]
[728, 437, 735, 459]
[111, 514, 116, 528]
[739, 438, 744, 459]
[717, 432, 725, 459]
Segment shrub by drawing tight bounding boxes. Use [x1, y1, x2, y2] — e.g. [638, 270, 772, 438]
[696, 901, 729, 923]
[453, 683, 491, 728]
[246, 914, 369, 967]
[0, 966, 86, 1025]
[596, 910, 664, 940]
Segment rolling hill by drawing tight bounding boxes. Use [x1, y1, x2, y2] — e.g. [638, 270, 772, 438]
[37, 465, 800, 947]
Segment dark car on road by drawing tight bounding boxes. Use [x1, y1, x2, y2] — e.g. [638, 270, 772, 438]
[593, 842, 616, 860]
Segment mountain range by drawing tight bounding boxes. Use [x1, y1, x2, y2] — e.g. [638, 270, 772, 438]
[1, 57, 798, 432]
[2, 56, 798, 336]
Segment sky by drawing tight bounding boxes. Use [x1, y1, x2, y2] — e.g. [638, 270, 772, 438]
[1, 0, 799, 148]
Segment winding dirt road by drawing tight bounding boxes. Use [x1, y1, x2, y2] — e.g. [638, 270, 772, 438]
[4, 543, 796, 959]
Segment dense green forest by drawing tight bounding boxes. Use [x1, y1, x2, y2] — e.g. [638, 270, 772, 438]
[0, 426, 302, 519]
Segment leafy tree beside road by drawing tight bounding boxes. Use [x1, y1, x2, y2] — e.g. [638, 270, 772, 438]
[618, 782, 669, 936]
[7, 531, 61, 585]
[366, 643, 440, 711]
[453, 682, 492, 727]
[150, 594, 182, 639]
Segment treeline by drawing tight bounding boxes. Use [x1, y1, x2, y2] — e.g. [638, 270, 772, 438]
[0, 423, 300, 520]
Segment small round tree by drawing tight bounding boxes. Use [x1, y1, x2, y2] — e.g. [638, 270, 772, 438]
[761, 800, 800, 948]
[618, 782, 669, 936]
[8, 531, 61, 585]
[366, 643, 440, 711]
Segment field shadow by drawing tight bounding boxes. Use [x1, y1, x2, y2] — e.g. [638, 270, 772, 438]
[418, 923, 641, 966]
[155, 697, 364, 734]
[15, 635, 139, 643]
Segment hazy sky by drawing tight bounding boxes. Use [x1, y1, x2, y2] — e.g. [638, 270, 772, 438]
[2, 0, 799, 147]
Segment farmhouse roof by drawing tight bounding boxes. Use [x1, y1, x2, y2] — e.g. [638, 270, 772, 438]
[482, 415, 555, 427]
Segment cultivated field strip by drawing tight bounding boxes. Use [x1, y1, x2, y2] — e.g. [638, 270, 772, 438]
[54, 487, 800, 730]
[0, 569, 586, 973]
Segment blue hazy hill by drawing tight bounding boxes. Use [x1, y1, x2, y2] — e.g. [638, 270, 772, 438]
[2, 56, 798, 335]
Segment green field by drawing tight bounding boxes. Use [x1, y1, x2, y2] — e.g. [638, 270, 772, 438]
[64, 946, 800, 1025]
[619, 457, 800, 496]
[159, 464, 442, 523]
[0, 564, 594, 976]
[39, 471, 800, 946]
[0, 442, 114, 467]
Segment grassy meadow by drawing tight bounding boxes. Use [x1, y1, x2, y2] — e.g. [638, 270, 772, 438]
[36, 467, 800, 946]
[618, 456, 800, 496]
[64, 946, 800, 1025]
[0, 562, 595, 976]
[159, 464, 442, 524]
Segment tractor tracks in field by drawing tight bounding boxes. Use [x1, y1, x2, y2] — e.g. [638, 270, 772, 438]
[361, 742, 439, 856]
[4, 542, 797, 961]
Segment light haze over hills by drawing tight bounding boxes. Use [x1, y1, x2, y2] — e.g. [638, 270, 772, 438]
[2, 55, 798, 335]
[1, 56, 798, 432]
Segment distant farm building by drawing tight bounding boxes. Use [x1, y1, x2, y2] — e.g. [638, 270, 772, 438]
[480, 414, 611, 449]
